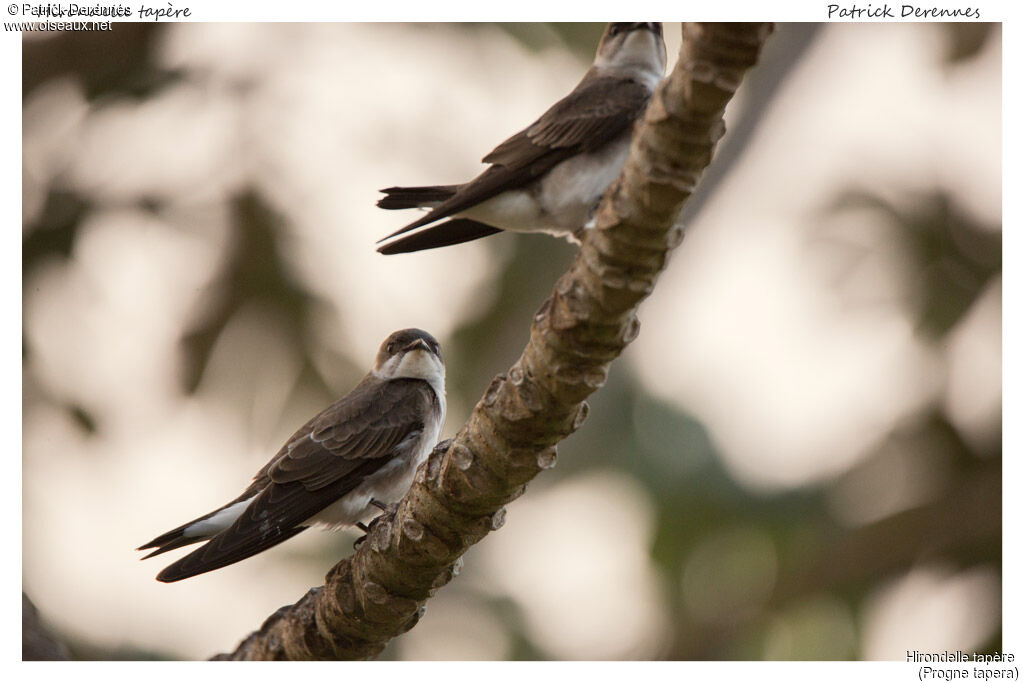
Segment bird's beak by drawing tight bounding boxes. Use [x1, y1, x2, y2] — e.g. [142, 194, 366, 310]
[404, 339, 431, 353]
[618, 22, 659, 33]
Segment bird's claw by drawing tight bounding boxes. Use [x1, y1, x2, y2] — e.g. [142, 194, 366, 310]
[353, 502, 399, 549]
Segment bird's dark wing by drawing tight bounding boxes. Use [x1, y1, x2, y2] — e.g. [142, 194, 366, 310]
[376, 218, 503, 255]
[153, 378, 439, 582]
[137, 502, 240, 559]
[377, 74, 652, 243]
[377, 184, 460, 210]
[154, 470, 369, 582]
[268, 377, 438, 487]
[482, 76, 652, 166]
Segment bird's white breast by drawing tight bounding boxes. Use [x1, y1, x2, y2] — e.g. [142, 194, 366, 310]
[390, 349, 447, 401]
[458, 133, 633, 238]
[538, 135, 632, 229]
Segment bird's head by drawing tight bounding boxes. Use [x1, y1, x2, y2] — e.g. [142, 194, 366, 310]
[373, 328, 445, 388]
[593, 22, 666, 82]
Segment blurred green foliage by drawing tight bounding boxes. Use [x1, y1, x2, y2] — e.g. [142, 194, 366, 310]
[827, 190, 1001, 339]
[22, 23, 1001, 661]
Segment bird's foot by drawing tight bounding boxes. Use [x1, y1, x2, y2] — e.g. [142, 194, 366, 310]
[353, 521, 371, 548]
[353, 502, 399, 549]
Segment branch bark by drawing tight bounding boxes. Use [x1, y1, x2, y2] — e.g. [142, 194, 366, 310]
[213, 22, 774, 661]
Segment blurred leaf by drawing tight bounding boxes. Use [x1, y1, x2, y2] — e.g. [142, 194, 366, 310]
[23, 23, 180, 100]
[495, 23, 604, 61]
[775, 409, 1000, 606]
[179, 190, 335, 398]
[23, 189, 91, 379]
[941, 23, 998, 64]
[68, 404, 98, 435]
[446, 232, 575, 415]
[828, 190, 1001, 338]
[761, 595, 856, 660]
[23, 189, 89, 264]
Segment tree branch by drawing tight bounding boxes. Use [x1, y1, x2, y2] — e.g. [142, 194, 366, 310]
[213, 22, 774, 661]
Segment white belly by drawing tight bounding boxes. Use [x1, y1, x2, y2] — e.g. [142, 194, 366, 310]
[538, 136, 631, 229]
[460, 134, 632, 237]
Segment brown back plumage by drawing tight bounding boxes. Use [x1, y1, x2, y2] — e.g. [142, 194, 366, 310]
[144, 376, 441, 582]
[376, 73, 653, 246]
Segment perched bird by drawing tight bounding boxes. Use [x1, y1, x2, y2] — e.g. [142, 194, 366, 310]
[376, 22, 666, 255]
[138, 328, 446, 582]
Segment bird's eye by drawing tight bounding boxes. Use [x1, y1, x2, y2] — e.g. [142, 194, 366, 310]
[609, 24, 623, 36]
[386, 342, 395, 354]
